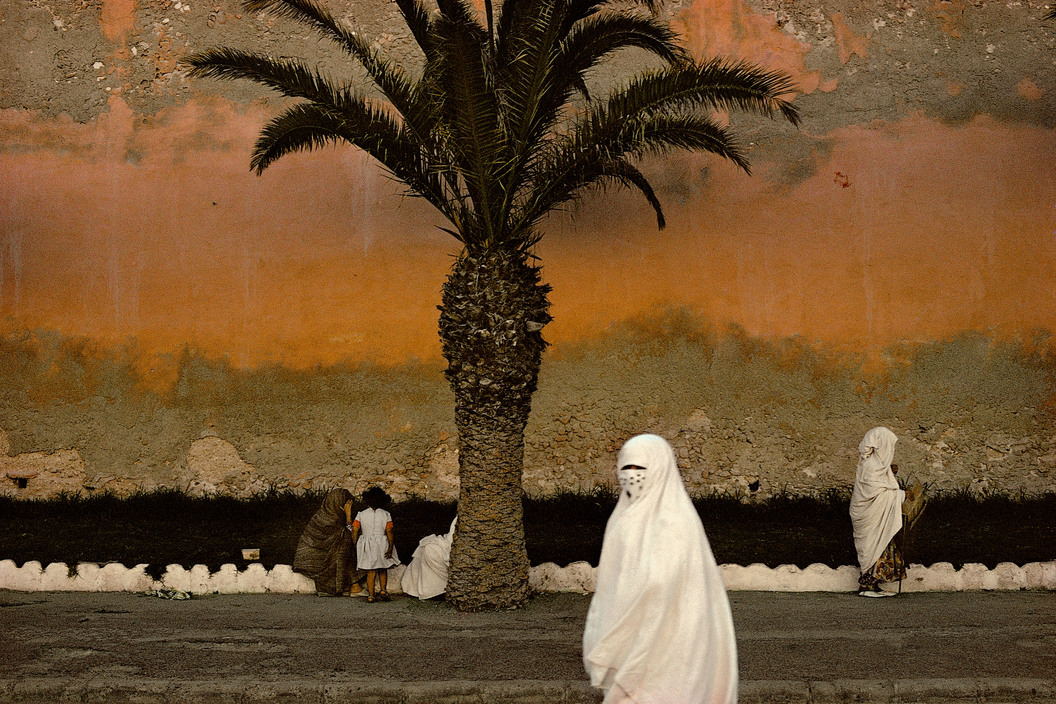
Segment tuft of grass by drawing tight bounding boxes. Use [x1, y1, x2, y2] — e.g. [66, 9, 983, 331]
[0, 489, 1052, 574]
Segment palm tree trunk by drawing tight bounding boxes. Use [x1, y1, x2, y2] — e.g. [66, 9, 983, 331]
[438, 246, 551, 611]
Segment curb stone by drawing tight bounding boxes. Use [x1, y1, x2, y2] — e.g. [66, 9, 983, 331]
[740, 679, 1056, 704]
[0, 678, 603, 704]
[2, 678, 1053, 704]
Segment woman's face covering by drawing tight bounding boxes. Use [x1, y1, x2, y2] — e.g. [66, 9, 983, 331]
[617, 464, 647, 500]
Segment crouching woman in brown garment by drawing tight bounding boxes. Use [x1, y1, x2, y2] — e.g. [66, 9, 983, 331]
[293, 488, 356, 596]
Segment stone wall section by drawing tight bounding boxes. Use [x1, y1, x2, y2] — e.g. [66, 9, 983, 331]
[2, 327, 1054, 501]
[2, 0, 1056, 503]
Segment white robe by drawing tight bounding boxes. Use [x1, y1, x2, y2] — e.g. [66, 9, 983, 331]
[583, 434, 737, 704]
[401, 518, 456, 599]
[849, 427, 905, 574]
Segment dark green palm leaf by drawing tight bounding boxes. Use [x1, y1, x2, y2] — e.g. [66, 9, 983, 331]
[394, 0, 435, 54]
[513, 150, 667, 233]
[558, 12, 687, 84]
[564, 0, 608, 32]
[436, 0, 482, 27]
[243, 0, 352, 49]
[513, 111, 743, 231]
[600, 158, 666, 227]
[432, 13, 507, 245]
[250, 102, 354, 174]
[612, 60, 801, 125]
[252, 102, 458, 224]
[242, 0, 442, 150]
[184, 48, 346, 105]
[493, 0, 566, 203]
[617, 112, 747, 169]
[560, 62, 796, 174]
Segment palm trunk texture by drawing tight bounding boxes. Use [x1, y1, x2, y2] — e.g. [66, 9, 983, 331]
[438, 248, 551, 610]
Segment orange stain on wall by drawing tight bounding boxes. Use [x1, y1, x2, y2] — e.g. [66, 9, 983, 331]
[673, 0, 826, 95]
[1017, 78, 1044, 101]
[929, 0, 967, 38]
[538, 114, 1056, 352]
[2, 95, 1055, 371]
[101, 0, 138, 43]
[0, 97, 453, 369]
[829, 12, 870, 65]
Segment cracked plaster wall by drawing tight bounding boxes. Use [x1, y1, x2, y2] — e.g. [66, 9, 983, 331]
[1, 0, 1055, 499]
[1, 323, 1053, 499]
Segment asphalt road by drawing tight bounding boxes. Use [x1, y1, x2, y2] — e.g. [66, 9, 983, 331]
[1, 590, 1053, 702]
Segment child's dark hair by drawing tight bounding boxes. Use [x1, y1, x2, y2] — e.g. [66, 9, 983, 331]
[363, 486, 392, 510]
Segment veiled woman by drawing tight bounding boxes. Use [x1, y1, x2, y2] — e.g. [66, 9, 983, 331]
[850, 427, 906, 597]
[293, 488, 355, 596]
[583, 434, 737, 704]
[401, 516, 457, 600]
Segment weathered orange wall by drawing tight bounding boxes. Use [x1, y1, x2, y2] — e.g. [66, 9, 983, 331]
[2, 0, 1056, 497]
[542, 116, 1056, 349]
[3, 0, 1054, 372]
[3, 104, 1054, 369]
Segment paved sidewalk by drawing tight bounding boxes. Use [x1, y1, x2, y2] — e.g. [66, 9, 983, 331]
[1, 590, 1053, 703]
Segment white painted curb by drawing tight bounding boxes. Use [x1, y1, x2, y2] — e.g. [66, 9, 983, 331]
[1, 559, 1053, 594]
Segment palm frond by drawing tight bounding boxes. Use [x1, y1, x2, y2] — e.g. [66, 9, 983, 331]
[183, 48, 346, 104]
[557, 12, 687, 86]
[432, 13, 506, 244]
[565, 0, 607, 30]
[551, 61, 796, 179]
[394, 0, 434, 54]
[252, 101, 460, 227]
[494, 0, 567, 197]
[249, 102, 348, 173]
[512, 111, 746, 232]
[243, 0, 350, 46]
[603, 159, 665, 228]
[495, 0, 536, 54]
[619, 113, 748, 170]
[242, 0, 441, 150]
[184, 46, 462, 212]
[628, 0, 664, 15]
[611, 59, 801, 126]
[514, 150, 667, 232]
[436, 0, 482, 26]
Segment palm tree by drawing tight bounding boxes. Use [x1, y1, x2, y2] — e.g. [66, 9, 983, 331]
[185, 0, 799, 610]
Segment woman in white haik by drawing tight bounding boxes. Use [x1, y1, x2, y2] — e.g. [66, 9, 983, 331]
[850, 427, 906, 597]
[401, 516, 457, 600]
[583, 434, 737, 704]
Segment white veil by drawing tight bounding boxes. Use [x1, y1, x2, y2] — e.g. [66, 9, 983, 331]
[583, 434, 737, 704]
[401, 517, 456, 599]
[849, 426, 904, 573]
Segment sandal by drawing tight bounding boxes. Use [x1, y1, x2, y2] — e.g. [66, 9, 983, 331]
[366, 594, 375, 603]
[378, 591, 391, 602]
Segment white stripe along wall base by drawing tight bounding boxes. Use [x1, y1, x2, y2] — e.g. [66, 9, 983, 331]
[1, 560, 1053, 594]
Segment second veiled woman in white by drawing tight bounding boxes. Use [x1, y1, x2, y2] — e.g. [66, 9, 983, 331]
[401, 517, 457, 599]
[583, 434, 737, 704]
[849, 426, 906, 596]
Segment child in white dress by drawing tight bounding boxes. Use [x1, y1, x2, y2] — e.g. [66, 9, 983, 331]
[350, 486, 400, 602]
